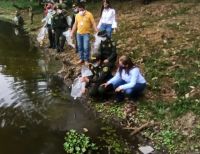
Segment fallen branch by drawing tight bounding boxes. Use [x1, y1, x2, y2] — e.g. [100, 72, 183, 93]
[129, 121, 160, 136]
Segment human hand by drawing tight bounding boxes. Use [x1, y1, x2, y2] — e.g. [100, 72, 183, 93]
[115, 87, 122, 92]
[101, 83, 109, 88]
[103, 59, 109, 63]
[52, 30, 54, 33]
[81, 77, 89, 83]
[113, 28, 116, 34]
[81, 88, 86, 94]
[70, 32, 74, 38]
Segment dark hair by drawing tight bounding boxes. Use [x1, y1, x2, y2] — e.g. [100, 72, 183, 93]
[100, 0, 112, 17]
[118, 55, 135, 77]
[77, 2, 85, 9]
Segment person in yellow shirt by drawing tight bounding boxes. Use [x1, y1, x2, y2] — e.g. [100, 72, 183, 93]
[71, 2, 98, 65]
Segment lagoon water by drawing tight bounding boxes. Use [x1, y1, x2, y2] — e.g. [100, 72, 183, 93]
[0, 20, 104, 154]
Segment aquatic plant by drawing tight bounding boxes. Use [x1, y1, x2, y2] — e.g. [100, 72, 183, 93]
[64, 129, 98, 154]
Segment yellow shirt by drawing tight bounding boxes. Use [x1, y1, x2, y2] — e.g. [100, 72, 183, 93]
[75, 11, 95, 34]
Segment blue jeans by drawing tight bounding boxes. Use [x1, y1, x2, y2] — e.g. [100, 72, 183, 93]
[77, 33, 90, 61]
[100, 23, 112, 38]
[111, 79, 146, 101]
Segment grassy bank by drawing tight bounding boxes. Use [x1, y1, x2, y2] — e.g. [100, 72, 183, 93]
[0, 0, 199, 153]
[87, 0, 200, 153]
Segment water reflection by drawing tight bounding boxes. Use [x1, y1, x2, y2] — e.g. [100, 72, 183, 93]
[0, 21, 102, 154]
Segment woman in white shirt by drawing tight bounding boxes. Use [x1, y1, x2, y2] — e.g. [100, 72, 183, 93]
[97, 0, 117, 38]
[101, 55, 146, 102]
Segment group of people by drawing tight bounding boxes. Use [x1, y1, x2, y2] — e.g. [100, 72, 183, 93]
[43, 0, 147, 103]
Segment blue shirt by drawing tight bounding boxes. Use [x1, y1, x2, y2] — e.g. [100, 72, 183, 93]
[107, 67, 146, 90]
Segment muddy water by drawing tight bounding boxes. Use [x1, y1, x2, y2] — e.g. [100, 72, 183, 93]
[0, 21, 106, 154]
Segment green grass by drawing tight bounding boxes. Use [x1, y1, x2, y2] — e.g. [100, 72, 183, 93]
[0, 0, 42, 15]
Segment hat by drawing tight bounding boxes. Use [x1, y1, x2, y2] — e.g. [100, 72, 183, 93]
[91, 52, 101, 62]
[97, 30, 107, 37]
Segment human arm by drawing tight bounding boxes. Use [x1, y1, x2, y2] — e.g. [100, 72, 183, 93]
[107, 70, 120, 85]
[118, 68, 139, 90]
[90, 13, 98, 33]
[106, 41, 117, 63]
[70, 18, 77, 38]
[112, 9, 117, 29]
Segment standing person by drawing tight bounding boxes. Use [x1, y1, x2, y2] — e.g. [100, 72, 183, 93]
[97, 0, 117, 38]
[28, 6, 34, 24]
[52, 5, 69, 52]
[70, 3, 79, 53]
[101, 55, 146, 102]
[42, 4, 56, 48]
[71, 2, 98, 65]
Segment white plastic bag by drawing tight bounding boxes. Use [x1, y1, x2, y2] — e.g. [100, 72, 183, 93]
[70, 66, 93, 99]
[81, 65, 93, 77]
[91, 33, 104, 54]
[67, 16, 72, 27]
[63, 30, 75, 48]
[37, 26, 47, 43]
[71, 77, 86, 99]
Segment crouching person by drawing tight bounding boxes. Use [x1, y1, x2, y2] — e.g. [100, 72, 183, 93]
[101, 55, 146, 102]
[81, 53, 113, 99]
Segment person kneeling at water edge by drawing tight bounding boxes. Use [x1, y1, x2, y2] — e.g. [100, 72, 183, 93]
[81, 53, 113, 99]
[101, 55, 146, 102]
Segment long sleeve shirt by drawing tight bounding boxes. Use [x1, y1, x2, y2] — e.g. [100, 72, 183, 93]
[42, 10, 55, 25]
[107, 67, 146, 90]
[97, 8, 117, 29]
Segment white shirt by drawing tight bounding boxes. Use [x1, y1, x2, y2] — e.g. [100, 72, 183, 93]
[97, 8, 117, 29]
[107, 67, 146, 90]
[42, 9, 55, 25]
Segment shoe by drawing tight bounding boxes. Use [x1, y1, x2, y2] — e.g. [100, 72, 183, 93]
[76, 60, 84, 65]
[57, 49, 60, 53]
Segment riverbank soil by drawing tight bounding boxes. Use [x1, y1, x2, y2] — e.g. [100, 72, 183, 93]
[0, 0, 200, 153]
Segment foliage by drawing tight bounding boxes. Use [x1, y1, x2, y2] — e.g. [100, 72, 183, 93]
[95, 103, 125, 119]
[151, 129, 183, 152]
[98, 126, 131, 154]
[64, 129, 98, 154]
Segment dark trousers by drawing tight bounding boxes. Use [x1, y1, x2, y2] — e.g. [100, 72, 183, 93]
[47, 25, 55, 48]
[100, 81, 146, 102]
[143, 0, 151, 4]
[55, 29, 66, 52]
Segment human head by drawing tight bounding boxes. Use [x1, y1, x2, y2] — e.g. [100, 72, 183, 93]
[103, 0, 111, 9]
[77, 2, 86, 15]
[119, 55, 134, 69]
[97, 30, 108, 41]
[72, 3, 78, 13]
[15, 10, 20, 16]
[57, 4, 62, 14]
[91, 53, 101, 65]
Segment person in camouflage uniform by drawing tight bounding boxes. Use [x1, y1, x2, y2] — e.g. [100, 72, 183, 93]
[81, 53, 113, 99]
[52, 5, 68, 52]
[97, 30, 117, 69]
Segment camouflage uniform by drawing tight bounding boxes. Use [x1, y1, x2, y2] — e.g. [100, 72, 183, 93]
[99, 37, 117, 69]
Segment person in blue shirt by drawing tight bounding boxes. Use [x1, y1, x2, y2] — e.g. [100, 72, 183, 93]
[101, 55, 146, 102]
